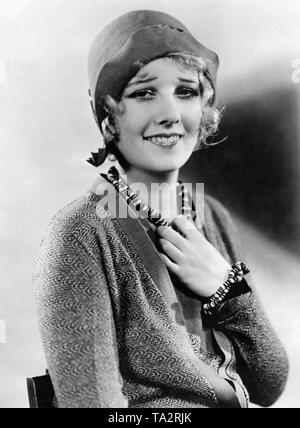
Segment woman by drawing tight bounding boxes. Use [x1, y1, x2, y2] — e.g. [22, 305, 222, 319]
[33, 10, 289, 408]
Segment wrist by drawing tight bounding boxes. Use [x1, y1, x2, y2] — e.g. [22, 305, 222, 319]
[202, 263, 231, 298]
[202, 262, 251, 316]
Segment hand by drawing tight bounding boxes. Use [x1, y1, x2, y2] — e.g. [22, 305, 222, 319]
[156, 215, 231, 298]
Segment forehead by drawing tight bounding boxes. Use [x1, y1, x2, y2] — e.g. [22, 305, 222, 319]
[128, 57, 199, 83]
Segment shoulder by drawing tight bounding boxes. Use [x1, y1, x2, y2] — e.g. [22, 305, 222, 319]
[47, 193, 99, 237]
[202, 194, 245, 262]
[48, 172, 115, 234]
[204, 194, 234, 227]
[37, 191, 110, 261]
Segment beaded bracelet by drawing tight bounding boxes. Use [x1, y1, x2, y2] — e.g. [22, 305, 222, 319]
[202, 262, 250, 316]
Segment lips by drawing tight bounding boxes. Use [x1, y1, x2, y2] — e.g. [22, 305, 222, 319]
[144, 133, 184, 139]
[143, 133, 184, 148]
[144, 134, 182, 147]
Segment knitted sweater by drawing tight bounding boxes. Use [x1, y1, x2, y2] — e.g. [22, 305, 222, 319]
[33, 176, 289, 408]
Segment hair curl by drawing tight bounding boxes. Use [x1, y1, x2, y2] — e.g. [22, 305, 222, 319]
[97, 52, 224, 166]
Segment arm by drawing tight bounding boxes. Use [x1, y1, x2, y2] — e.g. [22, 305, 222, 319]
[33, 214, 128, 408]
[205, 286, 289, 407]
[158, 196, 289, 407]
[203, 197, 289, 407]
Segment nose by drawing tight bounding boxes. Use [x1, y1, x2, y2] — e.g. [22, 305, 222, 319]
[154, 95, 181, 126]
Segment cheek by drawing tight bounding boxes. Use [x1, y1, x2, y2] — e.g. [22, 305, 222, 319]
[115, 103, 147, 137]
[184, 108, 203, 134]
[115, 114, 136, 138]
[182, 98, 203, 127]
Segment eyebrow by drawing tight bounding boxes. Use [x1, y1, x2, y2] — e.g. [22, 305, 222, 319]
[126, 77, 157, 87]
[126, 77, 198, 88]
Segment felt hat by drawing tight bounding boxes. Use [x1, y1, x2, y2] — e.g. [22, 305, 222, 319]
[88, 9, 219, 126]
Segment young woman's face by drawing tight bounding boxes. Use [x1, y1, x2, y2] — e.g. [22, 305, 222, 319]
[115, 57, 203, 176]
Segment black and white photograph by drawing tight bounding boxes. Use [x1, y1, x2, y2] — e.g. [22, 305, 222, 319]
[0, 0, 299, 410]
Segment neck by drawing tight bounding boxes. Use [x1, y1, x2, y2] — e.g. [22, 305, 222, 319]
[117, 166, 180, 220]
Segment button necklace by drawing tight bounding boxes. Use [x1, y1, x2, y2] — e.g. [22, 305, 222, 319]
[100, 166, 193, 228]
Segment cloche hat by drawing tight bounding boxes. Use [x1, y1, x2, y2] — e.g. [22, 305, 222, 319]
[87, 9, 219, 166]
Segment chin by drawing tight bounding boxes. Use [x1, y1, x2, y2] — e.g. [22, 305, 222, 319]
[158, 154, 191, 168]
[147, 159, 186, 172]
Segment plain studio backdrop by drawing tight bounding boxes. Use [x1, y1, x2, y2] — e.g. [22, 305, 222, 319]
[0, 0, 299, 408]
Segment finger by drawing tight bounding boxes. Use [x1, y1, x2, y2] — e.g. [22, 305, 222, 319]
[158, 251, 179, 274]
[158, 238, 183, 263]
[157, 225, 187, 251]
[171, 215, 197, 241]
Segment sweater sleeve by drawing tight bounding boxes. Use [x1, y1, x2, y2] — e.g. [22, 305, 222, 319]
[203, 196, 289, 408]
[32, 210, 128, 408]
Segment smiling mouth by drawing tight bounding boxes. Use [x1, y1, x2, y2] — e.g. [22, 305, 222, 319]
[143, 134, 183, 146]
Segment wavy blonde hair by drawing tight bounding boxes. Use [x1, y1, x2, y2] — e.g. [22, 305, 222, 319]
[99, 52, 223, 159]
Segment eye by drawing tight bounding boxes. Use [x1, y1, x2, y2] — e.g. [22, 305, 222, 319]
[176, 86, 200, 98]
[125, 89, 155, 101]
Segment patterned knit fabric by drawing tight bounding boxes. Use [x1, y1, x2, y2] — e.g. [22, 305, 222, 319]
[33, 185, 289, 408]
